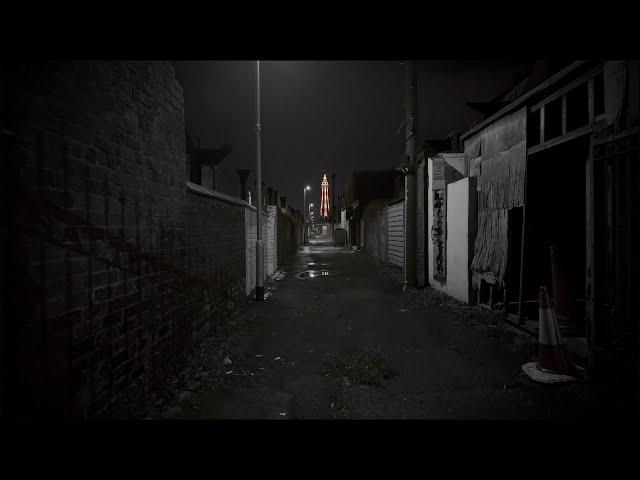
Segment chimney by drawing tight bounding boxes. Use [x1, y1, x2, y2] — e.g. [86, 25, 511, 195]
[273, 190, 279, 207]
[280, 196, 287, 210]
[237, 169, 250, 201]
[267, 187, 274, 205]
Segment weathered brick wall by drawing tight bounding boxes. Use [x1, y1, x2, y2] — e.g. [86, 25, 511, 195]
[277, 210, 299, 266]
[266, 206, 277, 276]
[2, 61, 246, 418]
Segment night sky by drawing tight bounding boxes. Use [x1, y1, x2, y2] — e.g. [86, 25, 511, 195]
[173, 60, 532, 210]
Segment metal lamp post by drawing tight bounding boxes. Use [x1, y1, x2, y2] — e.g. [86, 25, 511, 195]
[255, 61, 264, 301]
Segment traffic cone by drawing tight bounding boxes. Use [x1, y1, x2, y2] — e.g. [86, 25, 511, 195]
[521, 286, 575, 384]
[538, 286, 569, 373]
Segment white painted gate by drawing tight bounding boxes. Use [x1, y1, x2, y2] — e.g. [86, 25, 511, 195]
[387, 199, 404, 269]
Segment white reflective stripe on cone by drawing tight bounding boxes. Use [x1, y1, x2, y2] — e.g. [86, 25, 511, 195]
[538, 306, 561, 346]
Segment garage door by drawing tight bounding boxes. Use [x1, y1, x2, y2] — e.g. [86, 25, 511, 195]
[387, 199, 404, 268]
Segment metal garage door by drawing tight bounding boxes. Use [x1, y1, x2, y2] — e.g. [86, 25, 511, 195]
[387, 199, 404, 268]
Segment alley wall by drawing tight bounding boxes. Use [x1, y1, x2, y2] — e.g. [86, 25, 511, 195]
[2, 62, 248, 418]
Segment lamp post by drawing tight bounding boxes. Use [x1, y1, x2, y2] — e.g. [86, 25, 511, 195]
[303, 185, 310, 245]
[403, 61, 418, 291]
[255, 60, 264, 301]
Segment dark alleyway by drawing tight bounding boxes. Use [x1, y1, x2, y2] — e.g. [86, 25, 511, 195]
[153, 238, 634, 420]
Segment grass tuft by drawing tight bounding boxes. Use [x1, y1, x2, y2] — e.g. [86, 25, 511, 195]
[322, 345, 396, 386]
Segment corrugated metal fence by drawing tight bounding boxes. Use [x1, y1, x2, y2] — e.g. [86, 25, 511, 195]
[387, 199, 405, 268]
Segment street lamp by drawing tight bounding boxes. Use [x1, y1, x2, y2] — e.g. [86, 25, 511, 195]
[255, 60, 264, 301]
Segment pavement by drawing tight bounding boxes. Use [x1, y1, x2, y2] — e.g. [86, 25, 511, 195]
[168, 236, 635, 420]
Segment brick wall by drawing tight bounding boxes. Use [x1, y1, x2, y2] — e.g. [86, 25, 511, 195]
[277, 209, 299, 266]
[266, 206, 277, 277]
[2, 61, 246, 418]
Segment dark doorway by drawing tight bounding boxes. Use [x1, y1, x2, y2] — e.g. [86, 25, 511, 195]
[592, 133, 638, 363]
[505, 206, 523, 315]
[523, 136, 590, 331]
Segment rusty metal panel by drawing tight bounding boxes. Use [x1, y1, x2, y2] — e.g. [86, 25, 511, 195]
[471, 208, 509, 287]
[468, 107, 527, 287]
[464, 132, 482, 158]
[476, 141, 527, 210]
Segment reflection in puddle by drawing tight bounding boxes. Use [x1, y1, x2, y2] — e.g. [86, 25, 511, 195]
[307, 263, 328, 270]
[297, 268, 330, 279]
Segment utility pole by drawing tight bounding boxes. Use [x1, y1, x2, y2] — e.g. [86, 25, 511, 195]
[404, 61, 418, 290]
[255, 60, 264, 301]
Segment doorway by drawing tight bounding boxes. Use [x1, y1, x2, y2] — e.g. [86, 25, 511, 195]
[522, 136, 590, 332]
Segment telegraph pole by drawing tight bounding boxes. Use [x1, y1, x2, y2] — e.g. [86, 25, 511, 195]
[404, 61, 418, 290]
[255, 60, 264, 301]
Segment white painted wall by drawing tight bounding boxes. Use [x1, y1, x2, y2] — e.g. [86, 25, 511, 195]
[446, 178, 472, 303]
[245, 208, 270, 296]
[427, 158, 473, 302]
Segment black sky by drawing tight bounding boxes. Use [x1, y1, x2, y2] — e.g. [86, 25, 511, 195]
[173, 60, 532, 210]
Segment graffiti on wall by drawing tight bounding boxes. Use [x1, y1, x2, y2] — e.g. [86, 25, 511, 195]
[432, 189, 446, 283]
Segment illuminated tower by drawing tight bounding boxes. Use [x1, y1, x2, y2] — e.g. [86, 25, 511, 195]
[320, 173, 330, 219]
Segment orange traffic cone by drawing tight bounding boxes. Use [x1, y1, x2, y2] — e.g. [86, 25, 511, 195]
[522, 286, 575, 384]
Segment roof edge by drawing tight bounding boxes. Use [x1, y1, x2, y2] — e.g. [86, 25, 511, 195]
[460, 61, 588, 142]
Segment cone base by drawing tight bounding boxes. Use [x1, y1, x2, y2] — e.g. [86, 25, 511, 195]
[522, 362, 576, 384]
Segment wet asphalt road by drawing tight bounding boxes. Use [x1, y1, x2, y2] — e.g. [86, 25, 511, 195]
[176, 237, 635, 419]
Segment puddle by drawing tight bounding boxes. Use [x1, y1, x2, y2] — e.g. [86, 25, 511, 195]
[297, 269, 330, 279]
[307, 262, 328, 270]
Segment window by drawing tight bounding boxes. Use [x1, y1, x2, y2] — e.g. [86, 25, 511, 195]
[528, 109, 541, 146]
[544, 96, 563, 141]
[566, 82, 589, 131]
[594, 71, 605, 117]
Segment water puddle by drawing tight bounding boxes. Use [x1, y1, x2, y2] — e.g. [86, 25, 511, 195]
[297, 269, 330, 279]
[307, 263, 328, 270]
[296, 262, 332, 279]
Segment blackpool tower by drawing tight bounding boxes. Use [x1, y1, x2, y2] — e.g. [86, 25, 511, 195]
[320, 173, 330, 219]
